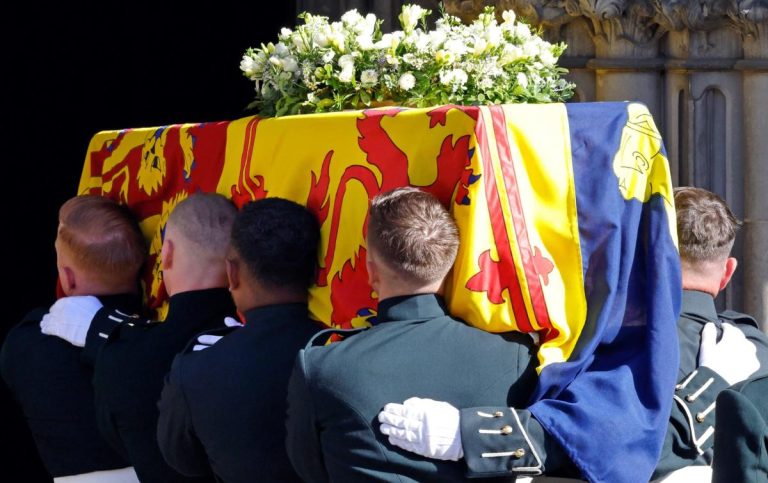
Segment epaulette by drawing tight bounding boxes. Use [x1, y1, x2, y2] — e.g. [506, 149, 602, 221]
[718, 310, 759, 329]
[305, 327, 368, 348]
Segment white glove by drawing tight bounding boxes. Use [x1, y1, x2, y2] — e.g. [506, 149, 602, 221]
[378, 397, 463, 461]
[40, 296, 103, 347]
[699, 322, 760, 386]
[192, 317, 242, 351]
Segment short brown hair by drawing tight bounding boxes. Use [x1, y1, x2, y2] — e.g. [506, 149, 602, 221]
[367, 187, 459, 285]
[674, 187, 741, 264]
[166, 193, 236, 260]
[57, 195, 146, 287]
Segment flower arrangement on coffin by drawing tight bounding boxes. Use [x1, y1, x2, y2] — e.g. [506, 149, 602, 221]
[240, 4, 575, 117]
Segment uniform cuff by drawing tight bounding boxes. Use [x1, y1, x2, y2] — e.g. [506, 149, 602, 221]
[460, 407, 543, 478]
[82, 307, 143, 364]
[673, 367, 729, 453]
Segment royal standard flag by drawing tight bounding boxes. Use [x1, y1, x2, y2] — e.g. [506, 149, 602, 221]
[79, 102, 680, 482]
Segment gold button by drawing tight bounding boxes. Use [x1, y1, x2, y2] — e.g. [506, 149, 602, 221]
[513, 448, 526, 458]
[494, 411, 504, 418]
[696, 413, 705, 423]
[501, 425, 513, 435]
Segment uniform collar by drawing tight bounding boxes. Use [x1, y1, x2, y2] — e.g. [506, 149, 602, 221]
[96, 293, 142, 315]
[165, 288, 235, 323]
[243, 303, 310, 327]
[680, 290, 718, 324]
[376, 294, 448, 323]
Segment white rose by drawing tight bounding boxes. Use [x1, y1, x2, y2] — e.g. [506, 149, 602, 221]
[274, 42, 289, 57]
[398, 72, 416, 91]
[361, 69, 378, 86]
[473, 38, 488, 56]
[240, 55, 256, 76]
[516, 23, 532, 40]
[399, 4, 428, 32]
[313, 30, 330, 48]
[517, 72, 529, 89]
[338, 66, 355, 83]
[500, 44, 524, 65]
[485, 26, 502, 48]
[282, 56, 299, 72]
[280, 28, 293, 39]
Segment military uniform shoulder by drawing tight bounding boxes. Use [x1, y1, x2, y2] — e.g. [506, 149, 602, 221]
[179, 325, 239, 355]
[718, 310, 758, 329]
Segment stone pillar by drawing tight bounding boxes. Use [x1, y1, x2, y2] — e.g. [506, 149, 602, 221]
[738, 19, 768, 327]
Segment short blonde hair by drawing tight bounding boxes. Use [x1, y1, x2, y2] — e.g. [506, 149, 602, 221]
[57, 195, 146, 287]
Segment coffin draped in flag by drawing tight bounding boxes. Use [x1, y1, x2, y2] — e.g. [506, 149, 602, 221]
[79, 102, 681, 482]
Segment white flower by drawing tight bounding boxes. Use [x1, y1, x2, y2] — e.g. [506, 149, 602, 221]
[338, 66, 355, 83]
[240, 55, 257, 77]
[500, 44, 524, 65]
[399, 4, 428, 32]
[280, 28, 293, 39]
[313, 30, 330, 48]
[338, 54, 355, 70]
[356, 34, 374, 51]
[361, 69, 378, 86]
[440, 68, 468, 88]
[485, 26, 502, 48]
[479, 77, 494, 90]
[341, 9, 363, 26]
[517, 72, 529, 89]
[269, 56, 282, 67]
[328, 28, 346, 51]
[473, 38, 488, 56]
[282, 56, 299, 72]
[515, 23, 532, 40]
[539, 47, 556, 66]
[523, 41, 539, 58]
[274, 42, 289, 57]
[501, 10, 516, 26]
[398, 72, 416, 91]
[427, 29, 447, 48]
[435, 49, 455, 64]
[444, 39, 468, 57]
[322, 50, 335, 63]
[354, 13, 377, 37]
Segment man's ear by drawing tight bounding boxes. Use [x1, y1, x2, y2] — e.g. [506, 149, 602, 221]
[718, 257, 738, 292]
[161, 238, 174, 271]
[226, 258, 240, 291]
[61, 266, 77, 294]
[366, 255, 379, 291]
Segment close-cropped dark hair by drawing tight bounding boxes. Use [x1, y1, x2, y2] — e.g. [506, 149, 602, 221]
[368, 187, 459, 285]
[230, 198, 320, 292]
[674, 186, 742, 264]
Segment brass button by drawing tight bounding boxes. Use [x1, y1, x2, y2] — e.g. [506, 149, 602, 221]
[494, 411, 504, 418]
[696, 413, 705, 423]
[501, 425, 513, 435]
[513, 448, 526, 458]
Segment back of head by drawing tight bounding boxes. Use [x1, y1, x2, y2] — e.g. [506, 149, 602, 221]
[57, 195, 146, 290]
[166, 193, 236, 263]
[674, 186, 741, 269]
[230, 198, 320, 294]
[368, 187, 459, 287]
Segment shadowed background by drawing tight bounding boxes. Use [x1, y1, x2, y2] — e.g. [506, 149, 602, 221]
[1, 3, 294, 479]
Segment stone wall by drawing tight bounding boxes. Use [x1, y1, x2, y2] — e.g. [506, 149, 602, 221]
[293, 0, 768, 326]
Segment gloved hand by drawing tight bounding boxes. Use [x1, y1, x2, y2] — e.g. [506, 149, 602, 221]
[699, 322, 760, 386]
[40, 296, 103, 347]
[378, 397, 463, 461]
[192, 316, 242, 351]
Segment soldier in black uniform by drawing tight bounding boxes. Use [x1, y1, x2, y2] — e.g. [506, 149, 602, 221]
[156, 198, 322, 482]
[285, 188, 545, 482]
[1, 195, 145, 482]
[377, 186, 767, 481]
[712, 374, 768, 482]
[41, 193, 237, 483]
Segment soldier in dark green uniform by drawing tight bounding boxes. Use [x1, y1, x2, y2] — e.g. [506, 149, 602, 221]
[156, 198, 323, 482]
[41, 193, 238, 483]
[712, 374, 768, 482]
[2, 195, 145, 482]
[285, 187, 545, 482]
[377, 187, 768, 481]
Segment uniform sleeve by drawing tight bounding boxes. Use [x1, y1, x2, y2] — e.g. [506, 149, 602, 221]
[460, 406, 568, 478]
[654, 365, 728, 478]
[712, 387, 768, 482]
[156, 356, 211, 478]
[285, 350, 329, 483]
[82, 308, 141, 365]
